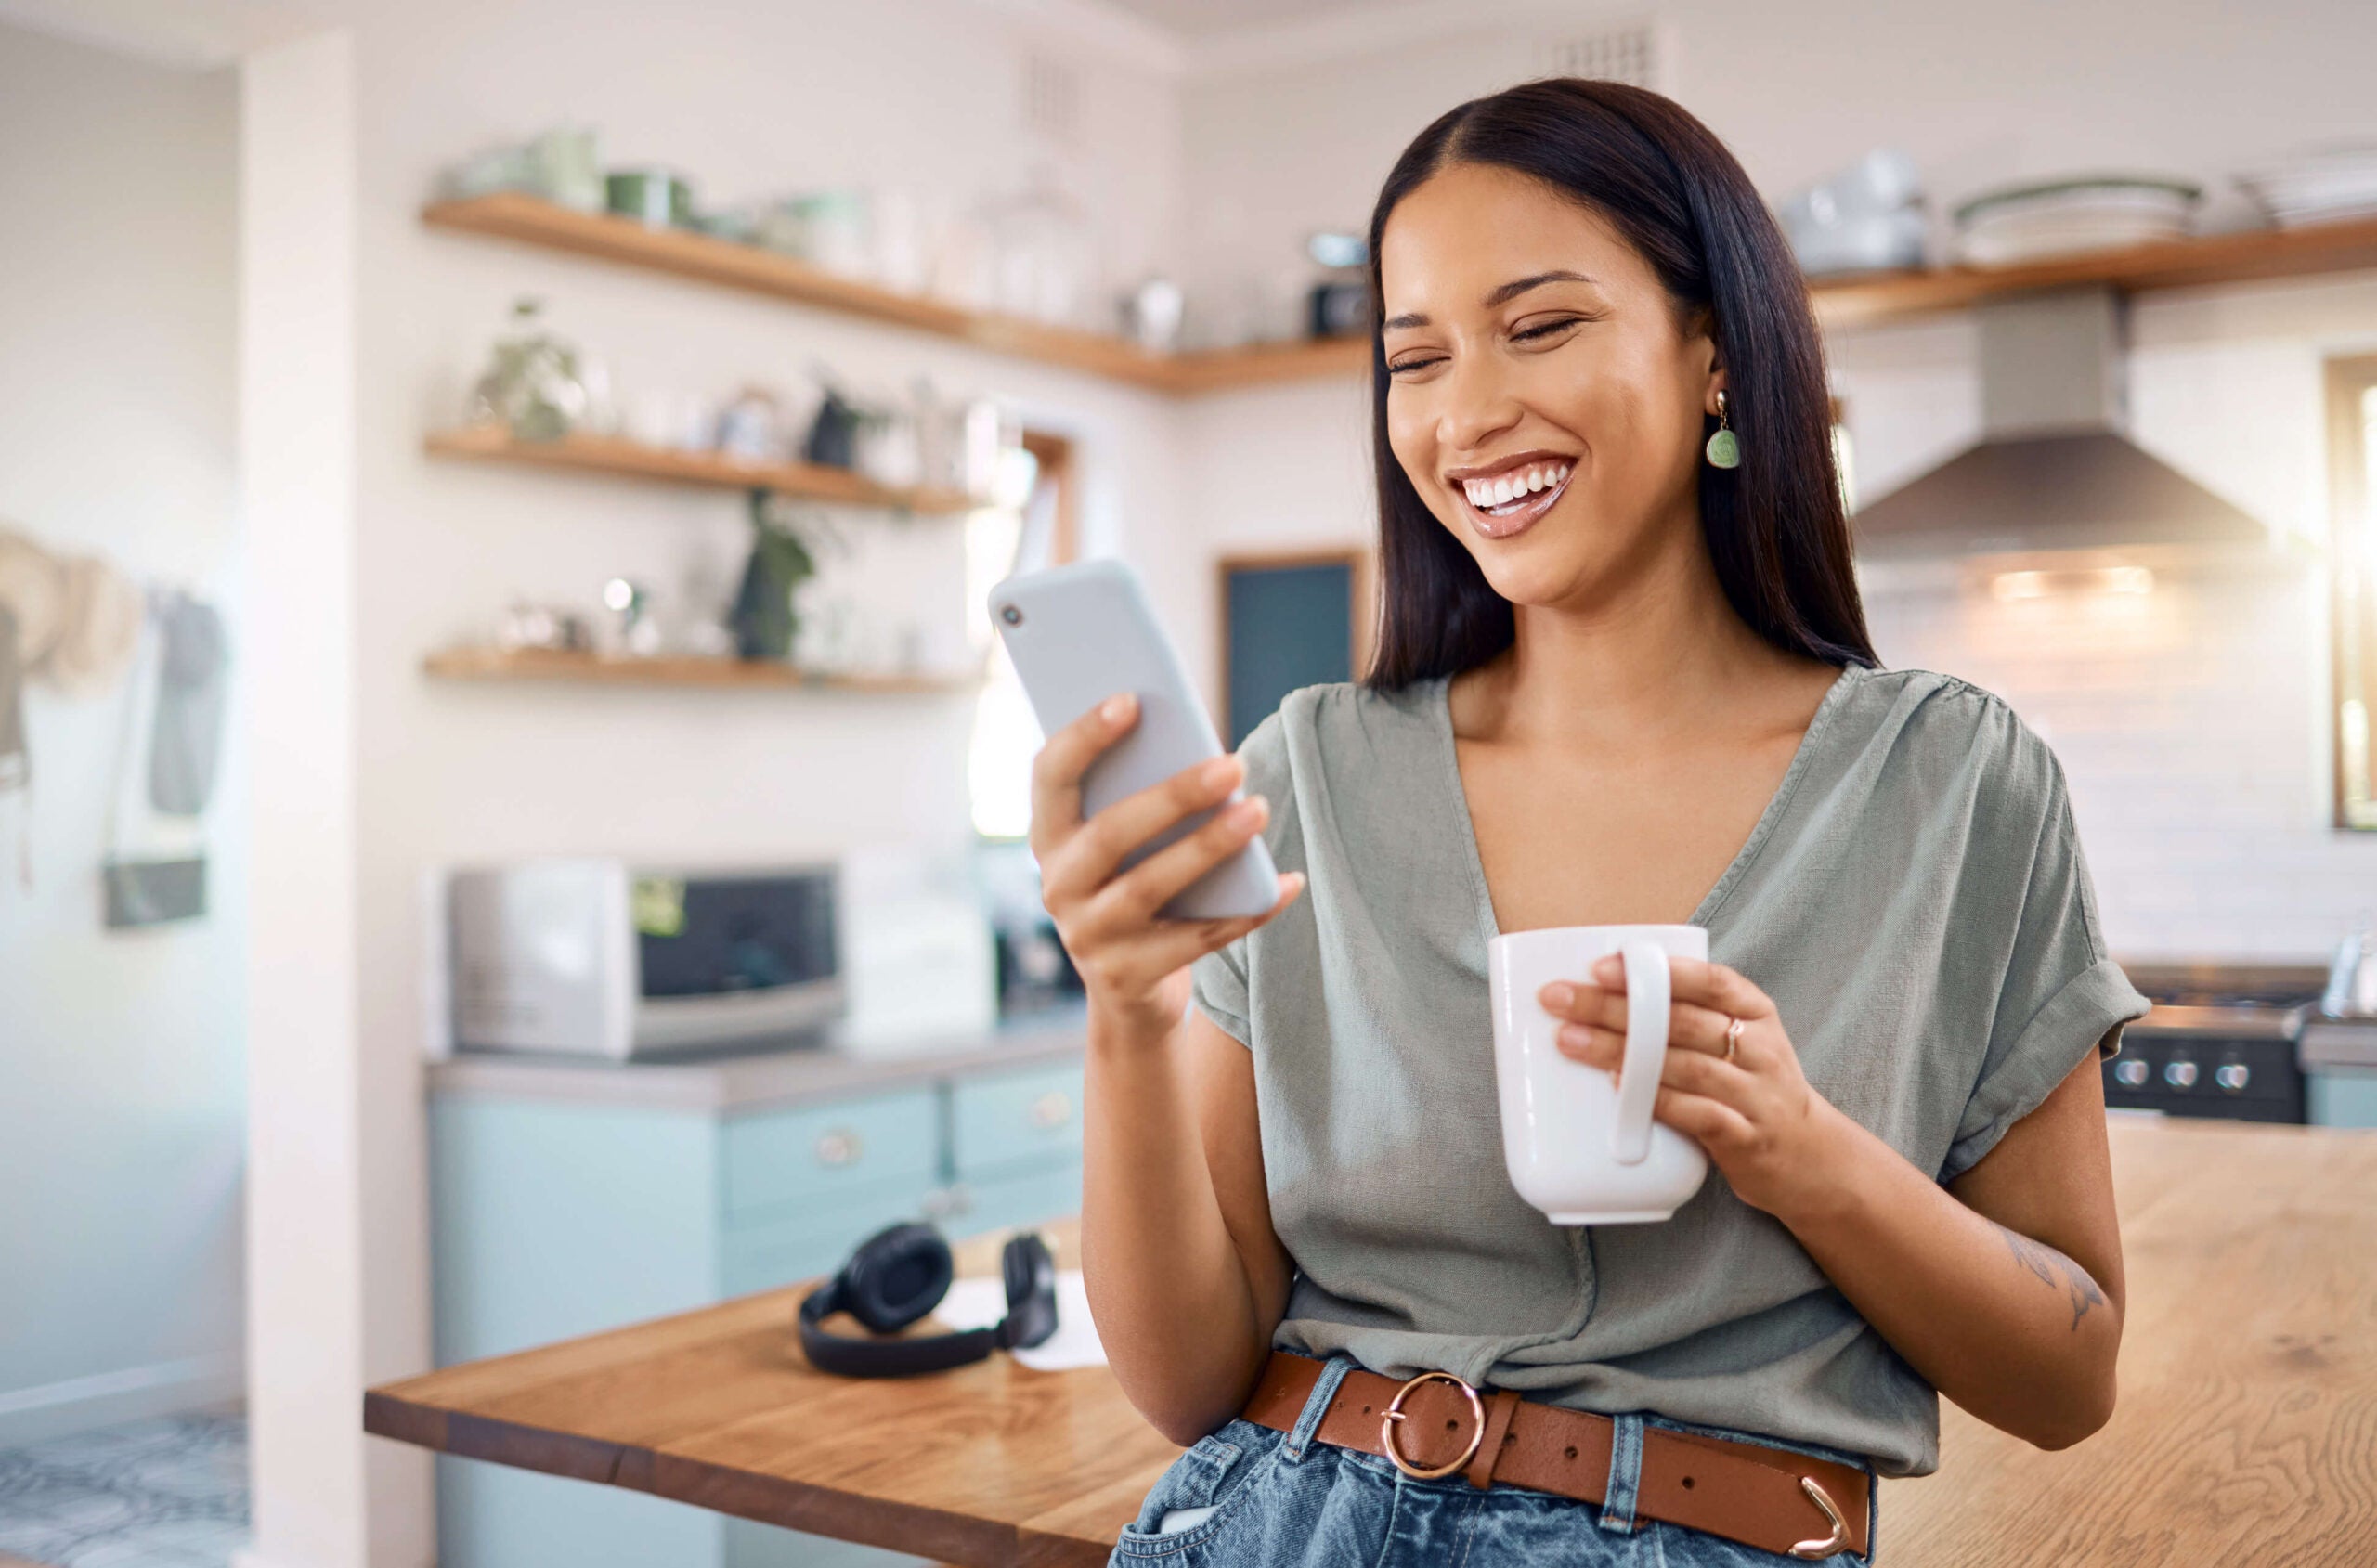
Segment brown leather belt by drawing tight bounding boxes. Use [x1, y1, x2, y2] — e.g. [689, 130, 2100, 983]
[1240, 1353, 1870, 1561]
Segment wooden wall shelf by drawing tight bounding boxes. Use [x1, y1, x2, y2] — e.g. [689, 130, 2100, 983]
[423, 193, 1190, 394]
[1808, 214, 2377, 329]
[423, 427, 976, 512]
[1164, 336, 1368, 394]
[422, 646, 978, 693]
[426, 193, 2377, 397]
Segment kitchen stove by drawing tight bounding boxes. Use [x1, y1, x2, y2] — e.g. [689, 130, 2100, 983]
[2104, 963, 2325, 1124]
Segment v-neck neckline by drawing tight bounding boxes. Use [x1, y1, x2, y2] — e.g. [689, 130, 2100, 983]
[1429, 662, 1863, 950]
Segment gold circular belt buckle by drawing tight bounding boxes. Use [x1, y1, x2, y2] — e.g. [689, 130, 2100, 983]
[1380, 1370, 1485, 1481]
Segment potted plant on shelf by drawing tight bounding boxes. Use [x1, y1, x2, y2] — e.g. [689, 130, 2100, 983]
[729, 491, 817, 662]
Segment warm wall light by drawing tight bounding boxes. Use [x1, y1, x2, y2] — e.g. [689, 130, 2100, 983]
[1990, 565, 2156, 601]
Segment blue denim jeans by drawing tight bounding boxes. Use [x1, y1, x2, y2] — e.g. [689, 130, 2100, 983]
[1109, 1356, 1875, 1567]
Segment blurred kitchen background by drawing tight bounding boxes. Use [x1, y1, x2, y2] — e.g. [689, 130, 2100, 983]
[3, 1, 2376, 1566]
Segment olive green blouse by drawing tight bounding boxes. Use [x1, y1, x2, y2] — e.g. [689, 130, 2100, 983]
[1191, 665, 2148, 1477]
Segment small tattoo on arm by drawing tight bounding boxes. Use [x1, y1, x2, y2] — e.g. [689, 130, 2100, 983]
[1992, 1223, 2106, 1330]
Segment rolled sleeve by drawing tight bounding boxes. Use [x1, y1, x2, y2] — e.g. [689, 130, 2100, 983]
[1942, 954, 2146, 1180]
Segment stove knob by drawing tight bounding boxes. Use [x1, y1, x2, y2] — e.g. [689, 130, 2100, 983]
[2112, 1058, 2150, 1088]
[2163, 1058, 2199, 1089]
[2215, 1061, 2251, 1093]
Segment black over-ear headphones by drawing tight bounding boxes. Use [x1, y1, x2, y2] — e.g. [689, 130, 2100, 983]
[798, 1221, 1059, 1377]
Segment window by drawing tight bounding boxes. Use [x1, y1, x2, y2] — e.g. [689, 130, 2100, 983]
[2328, 356, 2377, 829]
[966, 432, 1073, 839]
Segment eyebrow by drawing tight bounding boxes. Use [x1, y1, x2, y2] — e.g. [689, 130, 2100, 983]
[1381, 269, 1598, 331]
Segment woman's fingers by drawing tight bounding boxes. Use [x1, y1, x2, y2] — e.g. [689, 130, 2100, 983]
[1028, 693, 1138, 858]
[1040, 750, 1246, 904]
[1067, 874, 1305, 992]
[1545, 986, 1740, 1056]
[1660, 957, 1775, 1021]
[1540, 959, 1776, 1056]
[1559, 1023, 1754, 1097]
[1079, 790, 1271, 927]
[1650, 1088, 1757, 1148]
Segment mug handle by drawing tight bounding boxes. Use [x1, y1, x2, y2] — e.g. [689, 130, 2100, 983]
[1609, 940, 1670, 1166]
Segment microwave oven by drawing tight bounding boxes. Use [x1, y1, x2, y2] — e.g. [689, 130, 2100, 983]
[445, 859, 841, 1058]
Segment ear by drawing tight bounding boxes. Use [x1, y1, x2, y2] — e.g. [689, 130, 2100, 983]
[1683, 308, 1726, 417]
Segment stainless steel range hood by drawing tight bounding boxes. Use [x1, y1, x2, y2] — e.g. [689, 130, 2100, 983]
[1851, 287, 2269, 559]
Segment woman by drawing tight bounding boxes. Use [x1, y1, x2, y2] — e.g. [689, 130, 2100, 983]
[1032, 80, 2147, 1565]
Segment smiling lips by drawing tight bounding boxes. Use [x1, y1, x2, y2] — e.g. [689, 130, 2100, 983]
[1451, 457, 1575, 539]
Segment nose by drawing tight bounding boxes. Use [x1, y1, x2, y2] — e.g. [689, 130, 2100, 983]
[1431, 351, 1524, 458]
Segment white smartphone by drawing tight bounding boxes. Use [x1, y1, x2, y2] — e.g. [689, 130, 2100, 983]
[991, 560, 1280, 921]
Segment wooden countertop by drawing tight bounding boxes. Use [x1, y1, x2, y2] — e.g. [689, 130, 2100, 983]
[364, 1119, 2377, 1565]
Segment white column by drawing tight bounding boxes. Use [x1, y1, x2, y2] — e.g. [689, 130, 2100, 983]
[237, 29, 370, 1568]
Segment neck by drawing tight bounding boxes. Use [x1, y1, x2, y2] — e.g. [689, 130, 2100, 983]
[1461, 509, 1796, 745]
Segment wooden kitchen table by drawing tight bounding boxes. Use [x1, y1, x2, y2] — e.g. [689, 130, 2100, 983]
[365, 1120, 2377, 1566]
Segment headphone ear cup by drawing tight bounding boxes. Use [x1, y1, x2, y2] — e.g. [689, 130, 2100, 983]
[999, 1232, 1059, 1350]
[841, 1222, 953, 1334]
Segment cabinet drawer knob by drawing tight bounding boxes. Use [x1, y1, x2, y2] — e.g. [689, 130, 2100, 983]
[814, 1129, 864, 1167]
[1029, 1090, 1074, 1130]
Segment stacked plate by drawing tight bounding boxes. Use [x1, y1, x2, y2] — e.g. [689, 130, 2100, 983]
[2239, 146, 2377, 228]
[1952, 176, 2201, 266]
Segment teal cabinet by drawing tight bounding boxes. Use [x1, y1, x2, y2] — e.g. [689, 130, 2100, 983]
[951, 1059, 1084, 1174]
[427, 1047, 1084, 1568]
[2309, 1069, 2377, 1128]
[944, 1059, 1085, 1238]
[723, 1094, 942, 1224]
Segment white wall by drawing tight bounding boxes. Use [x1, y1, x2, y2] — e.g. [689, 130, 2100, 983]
[240, 29, 369, 1568]
[1172, 0, 2377, 960]
[322, 2, 1189, 1560]
[0, 20, 246, 1443]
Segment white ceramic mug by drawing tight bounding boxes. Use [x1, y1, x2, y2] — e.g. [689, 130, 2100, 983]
[1487, 924, 1711, 1225]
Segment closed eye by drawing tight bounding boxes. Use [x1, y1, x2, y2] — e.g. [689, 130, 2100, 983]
[1513, 317, 1586, 343]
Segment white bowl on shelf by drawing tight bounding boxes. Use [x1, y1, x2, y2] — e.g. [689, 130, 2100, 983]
[1953, 176, 2200, 266]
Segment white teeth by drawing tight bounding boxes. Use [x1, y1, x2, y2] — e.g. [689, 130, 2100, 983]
[1462, 462, 1572, 511]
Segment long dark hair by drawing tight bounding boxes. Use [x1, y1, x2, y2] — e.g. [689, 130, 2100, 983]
[1363, 78, 1876, 687]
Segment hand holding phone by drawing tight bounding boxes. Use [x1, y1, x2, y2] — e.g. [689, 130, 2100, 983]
[993, 563, 1302, 1025]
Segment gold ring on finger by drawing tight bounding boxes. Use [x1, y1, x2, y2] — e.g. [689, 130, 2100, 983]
[1723, 1016, 1744, 1063]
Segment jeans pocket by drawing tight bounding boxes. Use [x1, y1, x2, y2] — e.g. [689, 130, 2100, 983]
[1652, 1522, 1865, 1568]
[1113, 1421, 1280, 1559]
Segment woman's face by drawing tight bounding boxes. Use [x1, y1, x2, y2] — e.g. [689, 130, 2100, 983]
[1379, 162, 1721, 611]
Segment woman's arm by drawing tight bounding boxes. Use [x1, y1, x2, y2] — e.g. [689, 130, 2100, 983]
[1085, 1010, 1294, 1445]
[1029, 694, 1301, 1445]
[1549, 958, 2124, 1450]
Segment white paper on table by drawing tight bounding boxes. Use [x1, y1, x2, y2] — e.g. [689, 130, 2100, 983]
[934, 1268, 1105, 1371]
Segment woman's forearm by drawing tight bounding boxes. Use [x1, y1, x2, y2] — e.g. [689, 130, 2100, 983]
[1080, 1004, 1273, 1446]
[1774, 1103, 2121, 1447]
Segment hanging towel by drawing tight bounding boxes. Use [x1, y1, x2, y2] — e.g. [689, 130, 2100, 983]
[148, 592, 228, 816]
[39, 554, 141, 696]
[0, 528, 63, 667]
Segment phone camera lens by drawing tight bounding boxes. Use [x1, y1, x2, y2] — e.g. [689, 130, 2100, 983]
[999, 604, 1023, 627]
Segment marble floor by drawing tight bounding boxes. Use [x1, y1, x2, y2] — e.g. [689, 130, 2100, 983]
[0, 1411, 248, 1568]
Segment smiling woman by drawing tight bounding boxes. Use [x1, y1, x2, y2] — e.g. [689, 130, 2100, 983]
[1046, 78, 2150, 1568]
[1364, 84, 1872, 686]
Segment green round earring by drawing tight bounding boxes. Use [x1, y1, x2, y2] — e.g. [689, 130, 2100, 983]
[1705, 389, 1740, 470]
